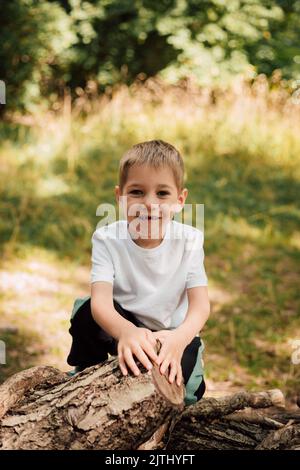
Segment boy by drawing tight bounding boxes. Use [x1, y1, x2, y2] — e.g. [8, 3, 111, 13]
[67, 139, 210, 405]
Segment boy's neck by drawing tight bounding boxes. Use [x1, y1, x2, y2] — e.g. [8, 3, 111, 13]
[126, 219, 171, 249]
[132, 236, 164, 249]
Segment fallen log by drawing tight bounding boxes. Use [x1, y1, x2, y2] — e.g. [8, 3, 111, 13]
[0, 357, 184, 450]
[166, 390, 300, 450]
[0, 357, 299, 450]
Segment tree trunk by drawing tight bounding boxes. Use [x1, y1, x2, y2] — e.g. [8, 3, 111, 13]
[166, 391, 300, 450]
[0, 357, 183, 450]
[0, 358, 299, 450]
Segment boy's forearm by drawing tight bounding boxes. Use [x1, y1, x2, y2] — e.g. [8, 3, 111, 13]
[91, 301, 135, 340]
[175, 306, 210, 346]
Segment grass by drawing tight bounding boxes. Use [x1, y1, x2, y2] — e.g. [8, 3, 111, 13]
[0, 77, 299, 402]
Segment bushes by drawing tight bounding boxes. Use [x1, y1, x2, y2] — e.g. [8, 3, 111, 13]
[0, 0, 75, 113]
[1, 1, 300, 114]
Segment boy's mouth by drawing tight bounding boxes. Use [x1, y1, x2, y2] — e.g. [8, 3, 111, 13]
[138, 215, 162, 221]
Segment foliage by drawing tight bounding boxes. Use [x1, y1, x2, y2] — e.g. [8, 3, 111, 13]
[0, 1, 300, 112]
[0, 0, 76, 113]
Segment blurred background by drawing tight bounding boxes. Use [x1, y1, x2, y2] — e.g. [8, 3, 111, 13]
[0, 0, 299, 404]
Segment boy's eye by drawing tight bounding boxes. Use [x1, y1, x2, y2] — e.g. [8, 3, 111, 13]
[129, 189, 143, 195]
[157, 191, 170, 196]
[128, 190, 170, 196]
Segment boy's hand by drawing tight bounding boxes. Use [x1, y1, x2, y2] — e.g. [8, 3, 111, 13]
[117, 324, 159, 377]
[152, 330, 186, 386]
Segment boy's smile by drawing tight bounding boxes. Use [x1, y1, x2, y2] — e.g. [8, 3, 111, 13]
[115, 163, 188, 249]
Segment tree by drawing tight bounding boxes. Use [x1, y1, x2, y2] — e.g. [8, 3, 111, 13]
[1, 1, 300, 114]
[0, 0, 76, 113]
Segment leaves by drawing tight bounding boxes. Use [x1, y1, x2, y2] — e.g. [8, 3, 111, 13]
[1, 0, 300, 113]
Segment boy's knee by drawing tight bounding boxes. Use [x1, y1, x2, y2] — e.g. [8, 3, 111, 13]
[184, 376, 206, 406]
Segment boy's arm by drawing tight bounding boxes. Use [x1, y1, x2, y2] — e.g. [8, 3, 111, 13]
[91, 281, 133, 340]
[91, 281, 158, 375]
[175, 285, 210, 345]
[153, 286, 210, 385]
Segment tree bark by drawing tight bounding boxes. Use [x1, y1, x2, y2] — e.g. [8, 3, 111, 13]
[0, 357, 183, 450]
[0, 358, 299, 450]
[165, 391, 300, 450]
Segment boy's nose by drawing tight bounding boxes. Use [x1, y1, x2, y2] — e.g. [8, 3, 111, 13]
[144, 199, 160, 214]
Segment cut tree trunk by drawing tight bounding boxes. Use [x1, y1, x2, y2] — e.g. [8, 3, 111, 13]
[165, 391, 300, 450]
[0, 357, 299, 450]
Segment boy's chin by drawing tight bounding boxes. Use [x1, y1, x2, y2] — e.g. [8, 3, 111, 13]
[126, 216, 171, 224]
[127, 218, 170, 239]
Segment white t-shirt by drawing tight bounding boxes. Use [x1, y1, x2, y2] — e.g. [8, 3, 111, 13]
[91, 219, 208, 330]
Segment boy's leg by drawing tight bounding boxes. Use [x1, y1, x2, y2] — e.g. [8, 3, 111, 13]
[181, 336, 206, 405]
[67, 297, 140, 370]
[67, 300, 206, 404]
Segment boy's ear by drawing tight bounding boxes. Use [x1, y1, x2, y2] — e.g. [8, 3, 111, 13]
[115, 185, 120, 203]
[178, 188, 188, 207]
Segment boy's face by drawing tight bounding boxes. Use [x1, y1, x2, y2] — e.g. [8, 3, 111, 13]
[115, 164, 188, 240]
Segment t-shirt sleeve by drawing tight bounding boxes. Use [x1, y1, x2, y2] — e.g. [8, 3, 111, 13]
[90, 231, 115, 284]
[186, 230, 208, 289]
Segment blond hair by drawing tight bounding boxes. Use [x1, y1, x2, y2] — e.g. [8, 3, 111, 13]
[118, 139, 185, 192]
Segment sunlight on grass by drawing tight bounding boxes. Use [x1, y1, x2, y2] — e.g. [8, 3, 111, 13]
[0, 246, 89, 381]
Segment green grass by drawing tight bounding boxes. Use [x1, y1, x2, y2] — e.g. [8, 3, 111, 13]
[0, 82, 299, 400]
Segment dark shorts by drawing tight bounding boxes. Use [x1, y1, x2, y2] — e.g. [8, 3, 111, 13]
[67, 296, 206, 405]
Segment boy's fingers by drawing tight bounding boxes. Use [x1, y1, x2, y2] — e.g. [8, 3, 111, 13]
[134, 347, 153, 371]
[168, 361, 177, 384]
[157, 348, 166, 365]
[176, 366, 183, 386]
[142, 341, 159, 364]
[118, 354, 128, 376]
[160, 357, 170, 376]
[124, 348, 140, 376]
[146, 331, 157, 347]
